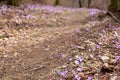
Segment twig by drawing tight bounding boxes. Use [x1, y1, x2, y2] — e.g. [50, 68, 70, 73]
[107, 11, 120, 23]
[25, 65, 46, 73]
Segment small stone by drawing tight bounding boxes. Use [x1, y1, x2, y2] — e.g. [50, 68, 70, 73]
[78, 46, 85, 50]
[3, 54, 9, 58]
[89, 54, 94, 58]
[100, 56, 109, 61]
[104, 63, 109, 67]
[14, 52, 20, 57]
[110, 76, 117, 80]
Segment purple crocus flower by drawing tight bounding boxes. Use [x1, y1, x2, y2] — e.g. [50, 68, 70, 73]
[68, 57, 72, 61]
[89, 9, 97, 16]
[87, 76, 93, 80]
[59, 71, 67, 76]
[96, 45, 101, 49]
[77, 68, 82, 72]
[88, 48, 92, 52]
[115, 53, 118, 55]
[1, 5, 7, 11]
[74, 60, 79, 65]
[62, 65, 67, 68]
[26, 14, 36, 19]
[55, 54, 62, 58]
[85, 27, 89, 31]
[27, 4, 34, 10]
[73, 45, 78, 49]
[74, 74, 81, 80]
[78, 57, 84, 62]
[116, 45, 120, 49]
[76, 29, 81, 33]
[115, 56, 120, 61]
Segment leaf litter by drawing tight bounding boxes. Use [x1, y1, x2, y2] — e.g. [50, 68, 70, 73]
[0, 4, 119, 80]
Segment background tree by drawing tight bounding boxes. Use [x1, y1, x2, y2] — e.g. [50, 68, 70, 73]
[55, 0, 59, 6]
[6, 0, 24, 6]
[6, 0, 19, 6]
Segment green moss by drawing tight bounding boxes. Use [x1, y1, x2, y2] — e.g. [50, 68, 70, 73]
[0, 34, 5, 39]
[55, 0, 59, 6]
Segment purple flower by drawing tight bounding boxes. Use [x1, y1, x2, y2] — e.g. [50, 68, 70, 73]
[27, 5, 34, 10]
[115, 56, 120, 61]
[78, 57, 84, 62]
[85, 27, 89, 31]
[73, 45, 78, 49]
[96, 45, 101, 49]
[59, 71, 67, 76]
[115, 53, 118, 55]
[74, 60, 79, 65]
[26, 14, 35, 19]
[89, 11, 96, 16]
[77, 68, 82, 72]
[76, 29, 81, 33]
[74, 74, 81, 80]
[1, 5, 7, 11]
[89, 9, 97, 16]
[71, 32, 75, 36]
[87, 76, 93, 80]
[55, 54, 62, 58]
[68, 57, 72, 61]
[62, 65, 67, 68]
[116, 45, 120, 49]
[89, 48, 92, 52]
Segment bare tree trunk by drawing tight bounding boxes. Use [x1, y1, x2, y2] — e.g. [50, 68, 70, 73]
[88, 0, 91, 8]
[79, 0, 82, 7]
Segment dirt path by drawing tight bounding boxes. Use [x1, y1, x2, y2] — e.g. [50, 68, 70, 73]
[0, 5, 117, 80]
[1, 22, 85, 80]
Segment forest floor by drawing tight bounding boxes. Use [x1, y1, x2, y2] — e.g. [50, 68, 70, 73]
[0, 4, 119, 80]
